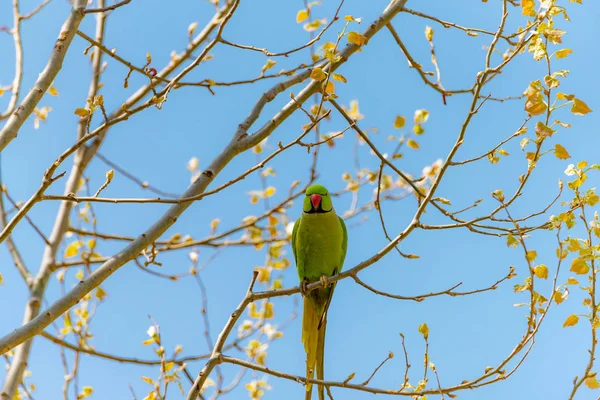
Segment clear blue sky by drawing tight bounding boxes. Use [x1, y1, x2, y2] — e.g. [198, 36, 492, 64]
[1, 0, 600, 399]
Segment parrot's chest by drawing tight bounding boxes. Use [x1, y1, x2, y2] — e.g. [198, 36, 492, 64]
[297, 214, 343, 280]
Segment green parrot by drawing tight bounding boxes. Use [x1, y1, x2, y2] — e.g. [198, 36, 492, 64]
[292, 184, 348, 400]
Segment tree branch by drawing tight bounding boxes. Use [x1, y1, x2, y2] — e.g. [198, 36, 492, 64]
[84, 0, 131, 14]
[0, 0, 88, 151]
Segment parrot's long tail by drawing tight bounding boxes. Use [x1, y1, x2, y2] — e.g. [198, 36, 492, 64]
[316, 317, 327, 400]
[302, 297, 319, 400]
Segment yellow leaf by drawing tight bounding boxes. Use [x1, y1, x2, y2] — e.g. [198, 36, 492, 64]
[568, 238, 582, 251]
[78, 386, 93, 399]
[544, 75, 560, 89]
[577, 160, 588, 169]
[554, 144, 570, 160]
[255, 267, 271, 283]
[332, 73, 347, 83]
[261, 167, 276, 177]
[563, 314, 579, 327]
[535, 122, 555, 138]
[407, 139, 419, 149]
[425, 26, 434, 42]
[394, 116, 406, 129]
[0, 273, 3, 285]
[142, 338, 154, 345]
[570, 258, 590, 275]
[324, 81, 334, 94]
[261, 59, 276, 74]
[571, 98, 592, 116]
[526, 250, 537, 262]
[49, 86, 59, 96]
[534, 265, 548, 279]
[555, 48, 573, 59]
[264, 303, 274, 319]
[74, 108, 90, 117]
[304, 18, 325, 32]
[65, 241, 82, 258]
[344, 15, 362, 23]
[310, 67, 327, 81]
[144, 391, 157, 400]
[585, 377, 600, 389]
[413, 124, 425, 135]
[414, 109, 429, 124]
[557, 92, 575, 100]
[553, 291, 564, 305]
[95, 286, 107, 301]
[544, 28, 566, 44]
[296, 9, 309, 23]
[264, 187, 276, 197]
[346, 100, 364, 120]
[556, 247, 568, 259]
[348, 32, 367, 46]
[525, 97, 547, 116]
[418, 323, 429, 339]
[188, 22, 198, 37]
[141, 376, 154, 384]
[210, 218, 220, 231]
[488, 153, 499, 164]
[522, 0, 536, 16]
[566, 277, 579, 285]
[322, 42, 335, 51]
[492, 189, 504, 202]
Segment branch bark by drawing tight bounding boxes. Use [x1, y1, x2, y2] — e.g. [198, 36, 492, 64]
[0, 0, 88, 152]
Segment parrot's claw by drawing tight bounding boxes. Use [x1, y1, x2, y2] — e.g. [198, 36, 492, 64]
[320, 274, 329, 288]
[300, 280, 309, 297]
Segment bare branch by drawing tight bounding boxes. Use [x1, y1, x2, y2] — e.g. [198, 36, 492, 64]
[351, 266, 514, 302]
[21, 0, 52, 21]
[187, 272, 259, 399]
[84, 0, 131, 14]
[360, 352, 393, 386]
[219, 0, 345, 58]
[0, 0, 24, 121]
[95, 152, 179, 198]
[0, 171, 65, 245]
[0, 184, 32, 287]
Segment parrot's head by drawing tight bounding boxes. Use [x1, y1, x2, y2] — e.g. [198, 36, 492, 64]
[303, 184, 333, 214]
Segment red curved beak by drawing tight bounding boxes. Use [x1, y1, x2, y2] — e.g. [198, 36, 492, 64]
[310, 194, 322, 209]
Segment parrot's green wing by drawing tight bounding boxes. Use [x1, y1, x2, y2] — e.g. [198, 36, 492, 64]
[292, 219, 300, 265]
[339, 216, 348, 267]
[317, 216, 347, 329]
